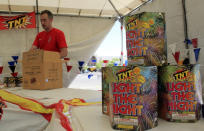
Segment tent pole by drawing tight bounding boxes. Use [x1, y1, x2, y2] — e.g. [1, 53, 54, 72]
[36, 0, 39, 33]
[182, 0, 190, 61]
[122, 0, 152, 19]
[120, 18, 124, 66]
[108, 0, 121, 18]
[0, 11, 113, 19]
[8, 0, 11, 14]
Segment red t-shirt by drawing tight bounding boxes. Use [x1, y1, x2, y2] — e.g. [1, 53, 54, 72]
[33, 28, 67, 52]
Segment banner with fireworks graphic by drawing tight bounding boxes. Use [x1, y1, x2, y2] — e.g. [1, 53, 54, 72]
[0, 12, 36, 30]
[102, 66, 158, 130]
[124, 12, 167, 66]
[158, 65, 202, 122]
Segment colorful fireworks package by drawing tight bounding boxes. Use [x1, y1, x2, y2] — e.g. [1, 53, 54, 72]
[158, 65, 202, 122]
[124, 12, 167, 66]
[3, 77, 22, 87]
[102, 66, 158, 130]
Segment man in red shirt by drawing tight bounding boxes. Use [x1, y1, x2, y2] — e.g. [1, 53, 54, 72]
[31, 10, 69, 88]
[31, 10, 67, 58]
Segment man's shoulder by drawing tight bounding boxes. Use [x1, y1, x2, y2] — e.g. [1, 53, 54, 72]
[38, 31, 46, 36]
[53, 28, 64, 33]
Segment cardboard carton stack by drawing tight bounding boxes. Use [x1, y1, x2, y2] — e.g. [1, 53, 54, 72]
[22, 50, 62, 90]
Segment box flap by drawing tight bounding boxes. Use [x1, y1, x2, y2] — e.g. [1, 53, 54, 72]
[22, 50, 60, 63]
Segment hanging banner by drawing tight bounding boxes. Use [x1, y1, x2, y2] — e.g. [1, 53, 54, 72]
[173, 51, 180, 64]
[192, 38, 198, 48]
[0, 12, 36, 30]
[124, 12, 167, 66]
[194, 48, 201, 62]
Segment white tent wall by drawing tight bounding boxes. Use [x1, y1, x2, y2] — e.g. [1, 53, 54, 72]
[51, 16, 115, 86]
[0, 14, 115, 87]
[0, 28, 36, 77]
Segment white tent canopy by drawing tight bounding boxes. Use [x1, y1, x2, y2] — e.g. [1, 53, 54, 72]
[0, 0, 150, 17]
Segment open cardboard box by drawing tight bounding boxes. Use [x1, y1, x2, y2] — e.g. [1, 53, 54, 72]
[22, 50, 62, 90]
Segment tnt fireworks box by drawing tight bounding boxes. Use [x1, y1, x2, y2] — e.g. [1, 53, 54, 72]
[158, 65, 202, 122]
[124, 12, 167, 66]
[22, 50, 62, 90]
[102, 66, 158, 130]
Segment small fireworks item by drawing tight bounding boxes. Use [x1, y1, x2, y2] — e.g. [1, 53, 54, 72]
[3, 77, 22, 87]
[158, 65, 202, 122]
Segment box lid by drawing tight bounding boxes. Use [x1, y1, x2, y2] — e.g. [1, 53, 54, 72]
[22, 50, 60, 63]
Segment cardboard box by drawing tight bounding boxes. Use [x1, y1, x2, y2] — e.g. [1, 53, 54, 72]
[22, 50, 62, 90]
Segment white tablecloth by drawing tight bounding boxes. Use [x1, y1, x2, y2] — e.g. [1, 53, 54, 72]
[1, 87, 204, 131]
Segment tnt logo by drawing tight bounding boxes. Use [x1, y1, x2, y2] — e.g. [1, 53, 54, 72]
[6, 16, 27, 29]
[173, 70, 190, 81]
[4, 14, 32, 29]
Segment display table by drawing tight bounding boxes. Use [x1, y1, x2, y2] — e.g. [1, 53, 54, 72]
[0, 87, 204, 131]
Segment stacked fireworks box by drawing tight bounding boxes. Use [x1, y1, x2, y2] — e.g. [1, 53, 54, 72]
[102, 12, 166, 130]
[102, 66, 158, 130]
[102, 12, 202, 131]
[158, 65, 202, 122]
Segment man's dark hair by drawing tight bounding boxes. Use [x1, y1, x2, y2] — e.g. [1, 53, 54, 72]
[40, 10, 53, 19]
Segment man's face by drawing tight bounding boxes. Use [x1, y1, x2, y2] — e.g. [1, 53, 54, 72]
[40, 13, 52, 31]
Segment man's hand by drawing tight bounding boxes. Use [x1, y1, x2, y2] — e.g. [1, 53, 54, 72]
[60, 48, 68, 58]
[30, 45, 38, 51]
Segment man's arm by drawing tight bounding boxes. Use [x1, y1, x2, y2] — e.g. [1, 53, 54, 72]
[60, 48, 68, 58]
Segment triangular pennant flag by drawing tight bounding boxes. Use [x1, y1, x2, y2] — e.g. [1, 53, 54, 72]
[66, 66, 72, 72]
[125, 60, 128, 66]
[12, 56, 19, 61]
[11, 72, 18, 77]
[78, 61, 85, 67]
[91, 59, 97, 63]
[88, 74, 93, 79]
[103, 60, 109, 63]
[0, 66, 3, 74]
[64, 58, 70, 61]
[184, 39, 192, 44]
[8, 61, 15, 66]
[90, 67, 96, 72]
[78, 66, 83, 71]
[192, 38, 198, 48]
[9, 66, 16, 73]
[194, 48, 201, 62]
[173, 51, 180, 64]
[169, 44, 176, 54]
[114, 62, 118, 66]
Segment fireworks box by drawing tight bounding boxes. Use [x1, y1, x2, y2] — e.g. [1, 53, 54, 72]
[3, 77, 22, 87]
[124, 12, 167, 66]
[22, 50, 62, 90]
[102, 66, 158, 130]
[158, 65, 202, 122]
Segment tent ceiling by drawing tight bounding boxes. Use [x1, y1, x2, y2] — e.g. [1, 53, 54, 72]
[0, 0, 151, 17]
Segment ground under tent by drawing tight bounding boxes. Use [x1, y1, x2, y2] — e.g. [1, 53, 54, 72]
[0, 0, 204, 131]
